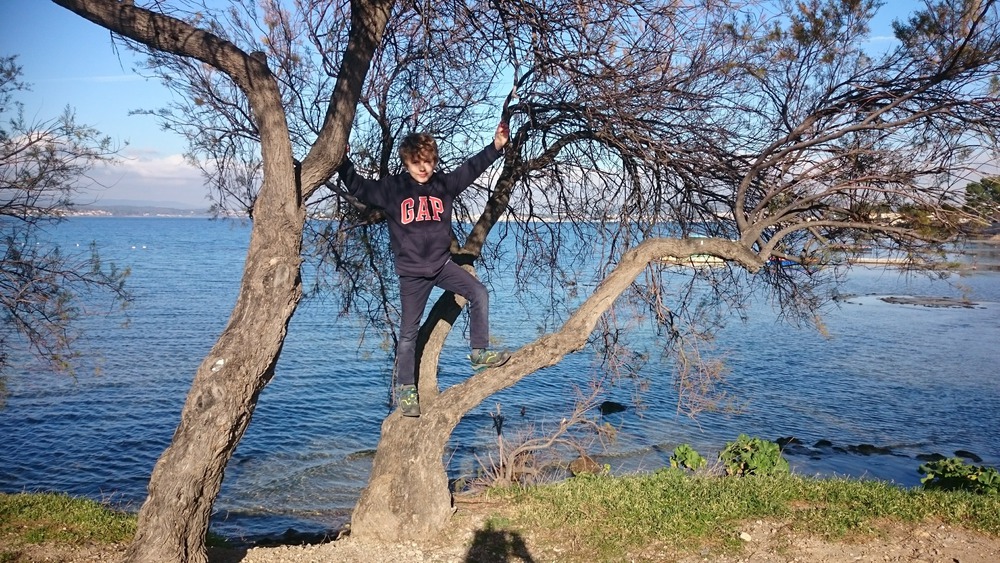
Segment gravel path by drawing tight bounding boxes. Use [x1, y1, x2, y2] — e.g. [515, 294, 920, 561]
[219, 517, 1000, 563]
[220, 513, 1000, 563]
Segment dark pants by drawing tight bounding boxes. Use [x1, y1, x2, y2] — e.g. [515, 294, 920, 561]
[395, 260, 490, 386]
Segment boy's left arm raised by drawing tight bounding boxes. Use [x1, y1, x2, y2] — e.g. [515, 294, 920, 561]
[446, 122, 510, 193]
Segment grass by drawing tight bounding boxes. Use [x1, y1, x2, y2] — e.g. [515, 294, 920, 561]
[4, 471, 1000, 562]
[0, 491, 135, 561]
[484, 468, 1000, 561]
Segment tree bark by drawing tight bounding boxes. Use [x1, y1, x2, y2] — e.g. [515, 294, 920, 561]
[124, 214, 304, 563]
[51, 1, 393, 560]
[350, 237, 763, 540]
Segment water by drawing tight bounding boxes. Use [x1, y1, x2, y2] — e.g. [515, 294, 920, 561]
[1, 218, 998, 543]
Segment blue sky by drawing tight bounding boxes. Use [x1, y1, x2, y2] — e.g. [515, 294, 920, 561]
[2, 1, 204, 207]
[1, 1, 923, 208]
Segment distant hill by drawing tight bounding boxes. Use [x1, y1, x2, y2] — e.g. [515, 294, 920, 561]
[70, 199, 212, 217]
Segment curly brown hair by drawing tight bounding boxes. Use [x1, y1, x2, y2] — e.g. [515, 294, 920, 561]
[398, 133, 438, 164]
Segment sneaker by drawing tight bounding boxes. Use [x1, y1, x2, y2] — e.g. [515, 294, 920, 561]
[469, 348, 511, 372]
[398, 384, 420, 417]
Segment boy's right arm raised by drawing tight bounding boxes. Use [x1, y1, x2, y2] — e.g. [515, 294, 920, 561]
[336, 154, 385, 207]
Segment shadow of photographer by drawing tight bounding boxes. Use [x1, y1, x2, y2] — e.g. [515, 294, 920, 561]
[463, 522, 536, 562]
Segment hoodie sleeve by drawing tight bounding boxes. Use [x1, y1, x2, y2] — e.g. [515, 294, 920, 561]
[440, 144, 503, 197]
[336, 156, 392, 209]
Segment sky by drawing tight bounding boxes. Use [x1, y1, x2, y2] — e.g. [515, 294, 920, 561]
[1, 1, 205, 207]
[1, 1, 924, 208]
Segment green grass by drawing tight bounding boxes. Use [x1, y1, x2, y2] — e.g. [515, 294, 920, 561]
[0, 492, 135, 560]
[0, 492, 136, 543]
[5, 471, 1000, 562]
[0, 491, 234, 560]
[487, 469, 1000, 561]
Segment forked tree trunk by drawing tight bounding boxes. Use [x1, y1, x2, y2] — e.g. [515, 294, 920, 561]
[50, 1, 393, 560]
[350, 238, 763, 541]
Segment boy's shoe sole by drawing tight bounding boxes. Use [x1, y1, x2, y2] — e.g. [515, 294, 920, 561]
[398, 385, 420, 417]
[470, 349, 511, 372]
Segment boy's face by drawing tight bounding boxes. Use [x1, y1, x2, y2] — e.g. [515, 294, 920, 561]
[404, 156, 436, 184]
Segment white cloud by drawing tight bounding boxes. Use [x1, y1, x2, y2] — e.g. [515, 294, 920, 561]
[83, 149, 209, 208]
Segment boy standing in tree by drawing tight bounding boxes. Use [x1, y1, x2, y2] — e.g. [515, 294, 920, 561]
[337, 123, 512, 417]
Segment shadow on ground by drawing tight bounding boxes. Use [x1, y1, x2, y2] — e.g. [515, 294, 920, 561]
[464, 523, 536, 562]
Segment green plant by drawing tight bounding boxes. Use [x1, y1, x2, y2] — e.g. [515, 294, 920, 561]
[919, 458, 1000, 495]
[718, 434, 789, 476]
[670, 444, 707, 471]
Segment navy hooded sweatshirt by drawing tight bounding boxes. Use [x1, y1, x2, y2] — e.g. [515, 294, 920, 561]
[337, 144, 502, 277]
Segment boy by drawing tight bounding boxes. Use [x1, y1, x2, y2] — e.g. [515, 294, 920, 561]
[337, 123, 512, 417]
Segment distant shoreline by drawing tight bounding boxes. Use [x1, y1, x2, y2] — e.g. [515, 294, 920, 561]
[64, 211, 213, 218]
[58, 206, 213, 218]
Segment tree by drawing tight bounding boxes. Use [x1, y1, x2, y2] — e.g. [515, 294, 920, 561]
[50, 0, 1000, 559]
[0, 54, 129, 390]
[50, 1, 391, 561]
[965, 176, 1000, 221]
[351, 0, 1000, 540]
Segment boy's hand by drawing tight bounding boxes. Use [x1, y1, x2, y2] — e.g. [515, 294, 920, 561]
[494, 122, 510, 150]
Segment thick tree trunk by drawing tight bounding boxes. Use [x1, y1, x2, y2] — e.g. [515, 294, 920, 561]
[350, 238, 764, 541]
[350, 410, 457, 540]
[123, 209, 304, 563]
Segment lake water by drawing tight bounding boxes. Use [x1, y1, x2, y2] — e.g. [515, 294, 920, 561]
[1, 218, 998, 543]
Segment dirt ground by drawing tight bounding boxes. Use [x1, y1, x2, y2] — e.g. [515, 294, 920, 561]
[14, 498, 1000, 563]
